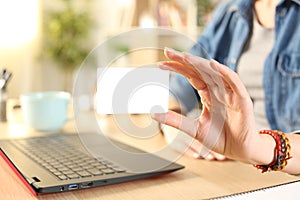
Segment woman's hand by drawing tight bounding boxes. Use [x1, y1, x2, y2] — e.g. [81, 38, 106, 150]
[153, 48, 259, 163]
[162, 121, 227, 161]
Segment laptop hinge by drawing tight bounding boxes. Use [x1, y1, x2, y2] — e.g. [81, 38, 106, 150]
[0, 149, 38, 196]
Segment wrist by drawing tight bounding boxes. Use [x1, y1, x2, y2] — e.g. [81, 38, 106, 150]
[251, 130, 292, 173]
[248, 132, 277, 166]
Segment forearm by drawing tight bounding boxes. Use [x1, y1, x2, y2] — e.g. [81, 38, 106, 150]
[282, 134, 300, 175]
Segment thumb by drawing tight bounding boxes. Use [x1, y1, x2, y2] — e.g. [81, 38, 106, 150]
[152, 111, 198, 138]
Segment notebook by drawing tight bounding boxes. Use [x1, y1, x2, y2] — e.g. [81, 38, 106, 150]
[212, 180, 300, 199]
[0, 133, 184, 196]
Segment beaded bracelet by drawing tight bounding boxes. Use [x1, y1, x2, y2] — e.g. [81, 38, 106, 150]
[254, 130, 292, 173]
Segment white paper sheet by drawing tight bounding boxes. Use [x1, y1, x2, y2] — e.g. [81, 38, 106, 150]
[216, 180, 300, 200]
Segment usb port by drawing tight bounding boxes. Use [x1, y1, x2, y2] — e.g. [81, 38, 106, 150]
[81, 182, 93, 188]
[68, 184, 79, 190]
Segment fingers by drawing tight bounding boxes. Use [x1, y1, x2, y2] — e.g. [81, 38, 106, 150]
[159, 61, 208, 91]
[162, 125, 226, 160]
[164, 47, 210, 76]
[152, 111, 198, 138]
[189, 141, 227, 161]
[164, 48, 221, 86]
[162, 124, 202, 158]
[164, 47, 194, 65]
[162, 48, 217, 90]
[213, 153, 227, 161]
[161, 49, 226, 107]
[209, 60, 249, 98]
[159, 61, 197, 81]
[186, 139, 204, 158]
[161, 48, 248, 99]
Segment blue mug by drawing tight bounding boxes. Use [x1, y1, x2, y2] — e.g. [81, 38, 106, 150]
[20, 91, 71, 131]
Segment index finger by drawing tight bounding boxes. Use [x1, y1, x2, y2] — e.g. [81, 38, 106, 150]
[164, 48, 224, 88]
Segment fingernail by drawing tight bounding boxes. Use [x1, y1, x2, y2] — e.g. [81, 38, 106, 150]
[216, 154, 226, 160]
[205, 154, 214, 161]
[211, 59, 219, 64]
[164, 47, 182, 56]
[151, 112, 160, 120]
[158, 62, 171, 70]
[164, 47, 175, 53]
[210, 59, 221, 71]
[151, 113, 167, 124]
[193, 153, 200, 159]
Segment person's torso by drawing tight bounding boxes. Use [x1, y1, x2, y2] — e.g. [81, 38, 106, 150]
[193, 0, 300, 132]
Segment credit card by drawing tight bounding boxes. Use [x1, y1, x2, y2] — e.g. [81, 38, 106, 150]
[96, 67, 169, 114]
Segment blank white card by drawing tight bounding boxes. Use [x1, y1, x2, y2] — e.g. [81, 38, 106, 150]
[96, 67, 169, 114]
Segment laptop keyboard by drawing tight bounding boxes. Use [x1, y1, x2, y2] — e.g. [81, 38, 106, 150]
[10, 134, 127, 181]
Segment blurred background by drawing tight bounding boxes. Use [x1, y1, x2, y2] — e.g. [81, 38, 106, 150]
[0, 0, 219, 98]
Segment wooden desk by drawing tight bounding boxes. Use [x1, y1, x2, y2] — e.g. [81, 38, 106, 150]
[0, 113, 299, 199]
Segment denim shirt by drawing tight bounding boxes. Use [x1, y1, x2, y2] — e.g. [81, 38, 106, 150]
[171, 0, 300, 132]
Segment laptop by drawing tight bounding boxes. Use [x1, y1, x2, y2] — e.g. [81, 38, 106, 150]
[0, 133, 184, 196]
